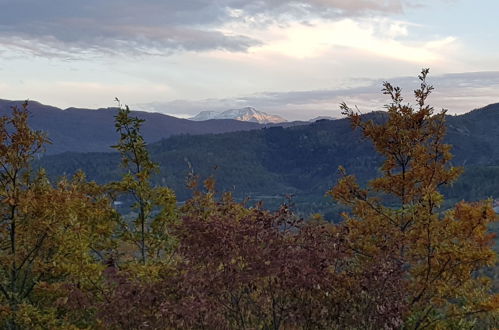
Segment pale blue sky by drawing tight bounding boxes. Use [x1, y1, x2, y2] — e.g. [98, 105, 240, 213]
[0, 0, 498, 120]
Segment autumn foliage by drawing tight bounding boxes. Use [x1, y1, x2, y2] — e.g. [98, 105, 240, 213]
[0, 70, 497, 329]
[0, 103, 116, 329]
[331, 69, 499, 328]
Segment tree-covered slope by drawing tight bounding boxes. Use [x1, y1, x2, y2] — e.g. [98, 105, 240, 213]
[36, 103, 499, 211]
[38, 117, 378, 200]
[0, 99, 275, 154]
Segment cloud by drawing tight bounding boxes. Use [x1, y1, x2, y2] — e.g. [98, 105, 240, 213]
[0, 79, 175, 110]
[0, 0, 262, 57]
[227, 0, 407, 19]
[235, 18, 452, 61]
[0, 0, 418, 57]
[138, 71, 499, 120]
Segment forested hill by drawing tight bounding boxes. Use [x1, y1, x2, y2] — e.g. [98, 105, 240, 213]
[445, 103, 499, 164]
[0, 99, 306, 154]
[37, 103, 499, 213]
[38, 115, 376, 200]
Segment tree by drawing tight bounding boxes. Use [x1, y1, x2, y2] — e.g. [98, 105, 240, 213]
[90, 179, 407, 329]
[169, 189, 407, 329]
[111, 99, 177, 267]
[0, 103, 116, 329]
[329, 69, 499, 328]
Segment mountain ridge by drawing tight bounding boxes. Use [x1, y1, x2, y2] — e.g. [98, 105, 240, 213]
[36, 102, 499, 210]
[190, 107, 287, 124]
[0, 99, 300, 154]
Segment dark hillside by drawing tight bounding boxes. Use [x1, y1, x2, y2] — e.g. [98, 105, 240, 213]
[0, 99, 269, 154]
[37, 103, 499, 214]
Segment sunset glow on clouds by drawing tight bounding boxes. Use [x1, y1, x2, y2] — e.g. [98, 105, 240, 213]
[221, 17, 456, 62]
[0, 0, 498, 119]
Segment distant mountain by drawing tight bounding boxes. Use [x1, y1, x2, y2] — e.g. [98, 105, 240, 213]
[190, 111, 219, 121]
[190, 107, 287, 124]
[37, 103, 499, 213]
[0, 100, 277, 155]
[309, 116, 337, 122]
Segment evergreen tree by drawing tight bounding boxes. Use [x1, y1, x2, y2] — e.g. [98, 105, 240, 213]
[330, 69, 499, 328]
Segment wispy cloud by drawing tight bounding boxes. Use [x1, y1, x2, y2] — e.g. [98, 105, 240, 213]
[138, 71, 499, 120]
[1, 0, 492, 117]
[0, 0, 421, 57]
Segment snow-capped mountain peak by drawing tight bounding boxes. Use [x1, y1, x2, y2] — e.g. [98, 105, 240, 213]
[190, 107, 287, 124]
[189, 110, 219, 121]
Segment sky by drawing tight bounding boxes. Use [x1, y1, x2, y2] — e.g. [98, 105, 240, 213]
[0, 0, 498, 120]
